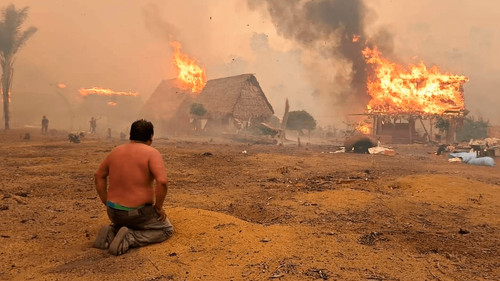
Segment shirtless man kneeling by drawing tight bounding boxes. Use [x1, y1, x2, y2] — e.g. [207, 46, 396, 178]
[93, 119, 173, 255]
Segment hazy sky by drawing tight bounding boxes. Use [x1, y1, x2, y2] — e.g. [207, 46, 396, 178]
[5, 0, 500, 129]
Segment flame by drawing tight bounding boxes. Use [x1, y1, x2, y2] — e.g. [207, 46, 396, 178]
[108, 101, 117, 106]
[57, 83, 67, 89]
[356, 123, 371, 134]
[362, 47, 468, 115]
[352, 34, 360, 43]
[79, 87, 139, 97]
[170, 41, 206, 93]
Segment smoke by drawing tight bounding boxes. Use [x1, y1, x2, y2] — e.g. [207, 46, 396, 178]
[248, 0, 394, 119]
[142, 3, 179, 42]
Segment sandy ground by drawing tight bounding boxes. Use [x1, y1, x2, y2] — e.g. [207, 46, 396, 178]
[0, 129, 499, 281]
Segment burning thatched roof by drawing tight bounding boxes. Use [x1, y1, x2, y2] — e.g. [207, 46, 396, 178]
[142, 79, 193, 121]
[196, 74, 274, 120]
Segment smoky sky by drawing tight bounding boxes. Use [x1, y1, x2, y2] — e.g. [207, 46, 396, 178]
[248, 0, 393, 114]
[4, 0, 500, 130]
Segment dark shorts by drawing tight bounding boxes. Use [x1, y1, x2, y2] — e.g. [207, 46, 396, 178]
[107, 204, 174, 232]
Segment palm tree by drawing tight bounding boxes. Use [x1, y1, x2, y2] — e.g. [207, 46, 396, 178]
[0, 4, 37, 129]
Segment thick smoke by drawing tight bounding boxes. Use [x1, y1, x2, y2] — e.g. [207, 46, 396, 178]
[248, 0, 393, 118]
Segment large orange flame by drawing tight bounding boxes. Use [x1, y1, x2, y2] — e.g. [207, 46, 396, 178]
[79, 87, 139, 97]
[170, 41, 206, 93]
[362, 47, 468, 115]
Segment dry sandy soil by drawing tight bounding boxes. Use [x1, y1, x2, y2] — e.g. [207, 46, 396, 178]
[0, 129, 499, 281]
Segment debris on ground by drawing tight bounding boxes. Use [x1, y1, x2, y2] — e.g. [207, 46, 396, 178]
[436, 144, 455, 155]
[368, 146, 395, 155]
[344, 134, 378, 154]
[448, 152, 495, 167]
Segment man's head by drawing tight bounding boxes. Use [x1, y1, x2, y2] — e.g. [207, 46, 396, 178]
[129, 119, 154, 143]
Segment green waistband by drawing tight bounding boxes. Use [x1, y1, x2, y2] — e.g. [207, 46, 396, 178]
[106, 201, 144, 211]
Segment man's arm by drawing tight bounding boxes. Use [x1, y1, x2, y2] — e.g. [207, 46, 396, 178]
[94, 158, 109, 205]
[149, 151, 168, 221]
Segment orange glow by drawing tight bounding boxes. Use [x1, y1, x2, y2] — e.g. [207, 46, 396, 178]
[108, 101, 117, 106]
[57, 83, 67, 89]
[362, 47, 468, 115]
[170, 40, 206, 93]
[352, 34, 360, 43]
[79, 87, 138, 97]
[356, 123, 371, 134]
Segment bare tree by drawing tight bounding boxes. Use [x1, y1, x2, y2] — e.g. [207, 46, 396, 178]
[0, 4, 37, 130]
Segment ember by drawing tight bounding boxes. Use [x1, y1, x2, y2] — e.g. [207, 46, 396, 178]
[170, 40, 206, 93]
[362, 47, 468, 115]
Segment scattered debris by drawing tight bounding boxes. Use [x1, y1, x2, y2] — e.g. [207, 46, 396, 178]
[333, 147, 345, 153]
[368, 146, 395, 155]
[358, 232, 383, 246]
[201, 152, 213, 157]
[458, 228, 470, 235]
[448, 152, 495, 166]
[436, 144, 455, 155]
[68, 133, 80, 143]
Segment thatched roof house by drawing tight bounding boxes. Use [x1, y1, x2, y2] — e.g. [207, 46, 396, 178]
[196, 73, 274, 132]
[141, 79, 193, 136]
[142, 73, 274, 135]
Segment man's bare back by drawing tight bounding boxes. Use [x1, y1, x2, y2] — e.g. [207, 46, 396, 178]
[93, 119, 172, 256]
[94, 141, 167, 208]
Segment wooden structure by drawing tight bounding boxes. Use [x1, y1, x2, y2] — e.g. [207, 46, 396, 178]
[363, 109, 467, 144]
[194, 73, 274, 133]
[142, 74, 274, 136]
[141, 79, 194, 136]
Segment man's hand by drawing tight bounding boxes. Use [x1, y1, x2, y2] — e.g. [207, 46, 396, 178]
[154, 205, 166, 222]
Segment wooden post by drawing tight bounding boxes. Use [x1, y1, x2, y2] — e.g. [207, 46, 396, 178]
[418, 117, 431, 143]
[408, 115, 414, 144]
[429, 117, 434, 142]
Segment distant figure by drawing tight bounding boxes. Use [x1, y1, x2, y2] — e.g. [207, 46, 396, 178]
[107, 128, 112, 139]
[41, 116, 49, 134]
[90, 117, 97, 134]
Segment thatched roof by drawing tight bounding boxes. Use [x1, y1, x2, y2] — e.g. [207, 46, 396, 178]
[196, 74, 274, 120]
[142, 79, 193, 121]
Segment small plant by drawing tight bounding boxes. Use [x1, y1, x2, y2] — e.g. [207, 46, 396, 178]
[190, 103, 207, 117]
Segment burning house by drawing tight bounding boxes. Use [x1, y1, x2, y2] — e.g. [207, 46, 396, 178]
[358, 47, 469, 144]
[142, 40, 274, 136]
[141, 79, 194, 136]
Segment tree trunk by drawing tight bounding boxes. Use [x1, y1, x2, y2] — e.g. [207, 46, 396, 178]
[1, 61, 13, 130]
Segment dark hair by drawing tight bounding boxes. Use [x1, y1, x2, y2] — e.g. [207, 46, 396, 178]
[129, 119, 154, 142]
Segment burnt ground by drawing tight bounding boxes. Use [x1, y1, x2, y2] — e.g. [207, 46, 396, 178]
[0, 129, 499, 281]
